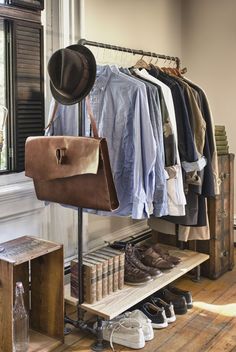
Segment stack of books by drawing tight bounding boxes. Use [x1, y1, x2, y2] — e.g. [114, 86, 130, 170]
[71, 246, 125, 304]
[215, 125, 229, 155]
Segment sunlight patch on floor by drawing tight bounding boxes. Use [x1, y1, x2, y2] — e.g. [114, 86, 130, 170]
[193, 302, 236, 317]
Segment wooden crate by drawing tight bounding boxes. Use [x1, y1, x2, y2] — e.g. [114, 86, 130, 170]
[0, 236, 64, 352]
[197, 154, 234, 278]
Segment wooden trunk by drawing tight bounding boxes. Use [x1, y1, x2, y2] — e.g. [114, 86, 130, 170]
[197, 154, 234, 279]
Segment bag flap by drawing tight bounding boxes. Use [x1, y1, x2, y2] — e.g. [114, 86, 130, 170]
[25, 136, 101, 181]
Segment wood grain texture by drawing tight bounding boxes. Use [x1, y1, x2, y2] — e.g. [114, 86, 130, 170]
[0, 260, 14, 352]
[28, 330, 62, 352]
[31, 247, 64, 341]
[65, 246, 209, 319]
[198, 154, 234, 279]
[0, 236, 62, 265]
[0, 4, 41, 22]
[0, 236, 64, 351]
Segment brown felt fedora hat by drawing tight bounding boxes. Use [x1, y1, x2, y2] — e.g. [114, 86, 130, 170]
[48, 44, 96, 105]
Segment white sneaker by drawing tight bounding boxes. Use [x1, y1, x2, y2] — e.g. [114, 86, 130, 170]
[98, 317, 145, 350]
[122, 309, 154, 341]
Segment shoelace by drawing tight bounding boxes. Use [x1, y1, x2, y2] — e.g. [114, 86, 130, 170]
[107, 317, 141, 351]
[125, 259, 146, 275]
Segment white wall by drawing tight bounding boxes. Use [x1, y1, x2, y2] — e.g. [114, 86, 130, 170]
[82, 0, 182, 60]
[182, 0, 236, 214]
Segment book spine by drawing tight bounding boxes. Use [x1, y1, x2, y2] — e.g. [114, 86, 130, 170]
[118, 253, 125, 290]
[83, 265, 97, 304]
[101, 261, 108, 297]
[85, 255, 108, 298]
[96, 250, 118, 292]
[113, 255, 119, 292]
[70, 260, 96, 304]
[96, 263, 103, 301]
[84, 259, 103, 301]
[101, 248, 125, 290]
[107, 258, 113, 294]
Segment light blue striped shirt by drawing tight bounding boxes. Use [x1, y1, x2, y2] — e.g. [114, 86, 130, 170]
[47, 65, 158, 218]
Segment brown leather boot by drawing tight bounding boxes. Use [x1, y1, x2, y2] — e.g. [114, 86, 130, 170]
[124, 257, 153, 286]
[140, 247, 174, 270]
[125, 244, 162, 278]
[152, 244, 181, 265]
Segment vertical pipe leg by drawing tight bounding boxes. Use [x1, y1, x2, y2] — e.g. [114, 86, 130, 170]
[192, 265, 201, 282]
[91, 316, 108, 351]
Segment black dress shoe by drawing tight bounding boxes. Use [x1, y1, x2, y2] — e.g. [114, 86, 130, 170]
[149, 297, 176, 323]
[138, 302, 168, 329]
[155, 288, 188, 315]
[168, 286, 193, 309]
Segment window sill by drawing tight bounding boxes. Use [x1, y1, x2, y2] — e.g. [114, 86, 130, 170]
[0, 172, 45, 219]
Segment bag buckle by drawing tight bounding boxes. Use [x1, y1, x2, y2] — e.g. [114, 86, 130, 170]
[56, 148, 66, 164]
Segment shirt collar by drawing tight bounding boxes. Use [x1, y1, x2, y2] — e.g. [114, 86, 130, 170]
[94, 65, 120, 91]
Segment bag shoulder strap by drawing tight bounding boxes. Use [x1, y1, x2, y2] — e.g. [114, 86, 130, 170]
[45, 100, 59, 131]
[85, 96, 99, 138]
[45, 96, 99, 138]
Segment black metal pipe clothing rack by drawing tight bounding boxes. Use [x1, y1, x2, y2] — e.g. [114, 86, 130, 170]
[76, 36, 183, 302]
[78, 38, 181, 69]
[65, 38, 189, 351]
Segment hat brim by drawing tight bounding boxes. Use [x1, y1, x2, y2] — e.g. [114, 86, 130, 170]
[50, 44, 96, 105]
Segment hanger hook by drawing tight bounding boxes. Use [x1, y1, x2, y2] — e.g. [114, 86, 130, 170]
[121, 46, 125, 65]
[129, 48, 133, 66]
[154, 54, 159, 65]
[148, 52, 153, 64]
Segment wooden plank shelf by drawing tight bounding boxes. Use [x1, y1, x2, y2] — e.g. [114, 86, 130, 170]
[65, 246, 209, 320]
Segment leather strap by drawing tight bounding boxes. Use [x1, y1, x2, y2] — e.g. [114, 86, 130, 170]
[45, 100, 59, 130]
[45, 97, 99, 138]
[85, 96, 99, 138]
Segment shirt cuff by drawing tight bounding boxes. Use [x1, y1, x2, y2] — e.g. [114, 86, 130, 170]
[182, 156, 207, 172]
[132, 200, 149, 219]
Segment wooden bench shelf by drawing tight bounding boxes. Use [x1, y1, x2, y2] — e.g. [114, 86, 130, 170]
[65, 246, 209, 320]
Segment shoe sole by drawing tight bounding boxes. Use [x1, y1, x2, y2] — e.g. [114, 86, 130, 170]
[151, 272, 163, 278]
[124, 279, 153, 286]
[166, 315, 176, 323]
[152, 321, 168, 329]
[104, 335, 145, 349]
[144, 332, 154, 341]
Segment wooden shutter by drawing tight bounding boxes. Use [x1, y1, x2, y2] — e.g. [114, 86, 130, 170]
[13, 20, 44, 171]
[8, 0, 44, 11]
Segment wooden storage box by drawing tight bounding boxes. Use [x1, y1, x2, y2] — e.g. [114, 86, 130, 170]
[0, 236, 64, 352]
[151, 154, 234, 280]
[197, 154, 234, 279]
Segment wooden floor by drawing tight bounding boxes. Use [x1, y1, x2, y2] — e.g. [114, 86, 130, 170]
[53, 250, 236, 352]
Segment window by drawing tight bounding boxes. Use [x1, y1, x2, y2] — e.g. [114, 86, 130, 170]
[0, 4, 44, 173]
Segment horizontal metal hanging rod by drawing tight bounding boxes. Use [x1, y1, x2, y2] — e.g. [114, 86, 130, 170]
[78, 38, 180, 69]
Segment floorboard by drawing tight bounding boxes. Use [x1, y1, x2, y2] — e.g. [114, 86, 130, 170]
[52, 250, 236, 352]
